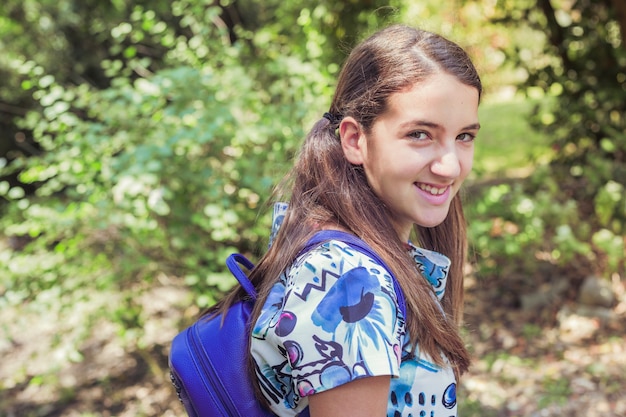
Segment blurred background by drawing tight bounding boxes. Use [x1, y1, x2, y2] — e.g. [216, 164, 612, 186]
[0, 0, 624, 416]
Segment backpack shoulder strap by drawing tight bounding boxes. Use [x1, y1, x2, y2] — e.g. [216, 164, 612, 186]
[226, 253, 257, 300]
[302, 230, 407, 319]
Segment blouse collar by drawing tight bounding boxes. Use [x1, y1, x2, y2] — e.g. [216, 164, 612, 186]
[406, 243, 451, 301]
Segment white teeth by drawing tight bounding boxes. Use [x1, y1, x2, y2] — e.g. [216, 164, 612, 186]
[418, 183, 447, 195]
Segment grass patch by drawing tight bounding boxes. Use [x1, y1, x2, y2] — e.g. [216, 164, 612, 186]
[473, 98, 553, 178]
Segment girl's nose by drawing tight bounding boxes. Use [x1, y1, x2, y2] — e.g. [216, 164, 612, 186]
[431, 151, 461, 178]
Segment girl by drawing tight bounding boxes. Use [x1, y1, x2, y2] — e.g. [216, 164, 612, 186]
[224, 24, 481, 417]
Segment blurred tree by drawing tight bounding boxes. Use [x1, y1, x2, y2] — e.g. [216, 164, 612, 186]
[494, 0, 625, 258]
[0, 0, 407, 369]
[0, 0, 175, 193]
[0, 0, 403, 209]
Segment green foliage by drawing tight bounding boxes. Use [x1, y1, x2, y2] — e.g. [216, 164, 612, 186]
[479, 0, 626, 276]
[468, 164, 624, 277]
[539, 376, 571, 408]
[0, 2, 339, 392]
[458, 399, 499, 417]
[469, 179, 584, 275]
[4, 33, 315, 292]
[0, 1, 408, 397]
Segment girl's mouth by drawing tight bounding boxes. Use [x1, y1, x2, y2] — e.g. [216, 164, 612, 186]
[416, 183, 448, 196]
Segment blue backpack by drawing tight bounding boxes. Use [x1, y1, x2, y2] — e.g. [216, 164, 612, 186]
[168, 230, 406, 417]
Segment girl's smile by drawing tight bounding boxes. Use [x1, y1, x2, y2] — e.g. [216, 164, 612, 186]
[415, 182, 451, 204]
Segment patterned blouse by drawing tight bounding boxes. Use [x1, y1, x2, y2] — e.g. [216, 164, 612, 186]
[250, 237, 457, 417]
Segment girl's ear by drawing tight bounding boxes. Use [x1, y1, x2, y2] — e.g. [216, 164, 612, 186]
[339, 116, 366, 165]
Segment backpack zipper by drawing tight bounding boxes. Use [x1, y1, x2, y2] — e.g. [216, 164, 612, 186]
[188, 324, 241, 417]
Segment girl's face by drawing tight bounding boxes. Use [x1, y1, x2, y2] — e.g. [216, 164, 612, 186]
[343, 73, 480, 241]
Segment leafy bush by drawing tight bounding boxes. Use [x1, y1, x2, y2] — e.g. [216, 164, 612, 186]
[0, 4, 335, 388]
[473, 1, 626, 279]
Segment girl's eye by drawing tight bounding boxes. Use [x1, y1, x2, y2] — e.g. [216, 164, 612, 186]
[408, 131, 429, 141]
[457, 133, 476, 143]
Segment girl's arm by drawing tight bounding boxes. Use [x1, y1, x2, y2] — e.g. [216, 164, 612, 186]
[308, 375, 390, 417]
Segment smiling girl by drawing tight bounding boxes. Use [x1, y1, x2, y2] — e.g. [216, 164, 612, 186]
[219, 24, 482, 417]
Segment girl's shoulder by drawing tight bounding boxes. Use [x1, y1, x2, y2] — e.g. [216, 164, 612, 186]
[284, 237, 399, 311]
[291, 236, 390, 278]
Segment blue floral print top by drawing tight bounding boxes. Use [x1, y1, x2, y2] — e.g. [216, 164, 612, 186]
[250, 237, 457, 417]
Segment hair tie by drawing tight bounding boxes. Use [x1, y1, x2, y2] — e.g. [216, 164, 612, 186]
[322, 112, 342, 126]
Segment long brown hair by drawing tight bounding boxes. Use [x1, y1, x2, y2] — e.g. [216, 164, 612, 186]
[215, 24, 481, 382]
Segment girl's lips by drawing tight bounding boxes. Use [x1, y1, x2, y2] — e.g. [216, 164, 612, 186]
[415, 182, 451, 204]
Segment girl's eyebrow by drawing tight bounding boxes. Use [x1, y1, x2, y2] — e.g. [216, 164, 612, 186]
[400, 120, 481, 131]
[463, 123, 481, 131]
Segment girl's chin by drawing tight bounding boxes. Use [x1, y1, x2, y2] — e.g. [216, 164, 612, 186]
[412, 209, 452, 228]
